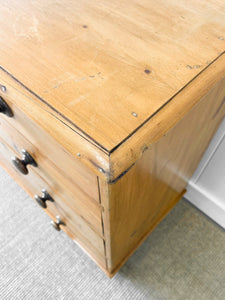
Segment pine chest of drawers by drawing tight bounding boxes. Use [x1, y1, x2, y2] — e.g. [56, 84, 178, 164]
[0, 0, 225, 277]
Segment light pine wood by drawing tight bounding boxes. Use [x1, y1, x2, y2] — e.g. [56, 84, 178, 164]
[0, 137, 106, 268]
[0, 90, 101, 200]
[0, 117, 103, 235]
[0, 69, 110, 179]
[109, 54, 225, 180]
[0, 0, 225, 150]
[0, 0, 225, 278]
[100, 74, 225, 273]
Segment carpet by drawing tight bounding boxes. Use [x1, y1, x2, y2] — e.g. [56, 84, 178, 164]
[0, 166, 224, 300]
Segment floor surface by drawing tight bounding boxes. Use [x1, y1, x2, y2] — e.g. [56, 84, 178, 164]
[0, 166, 224, 300]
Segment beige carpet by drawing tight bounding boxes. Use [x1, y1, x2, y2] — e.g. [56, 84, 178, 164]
[0, 166, 224, 300]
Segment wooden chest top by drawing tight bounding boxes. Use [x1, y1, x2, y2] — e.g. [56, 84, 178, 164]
[0, 0, 225, 180]
[1, 1, 225, 277]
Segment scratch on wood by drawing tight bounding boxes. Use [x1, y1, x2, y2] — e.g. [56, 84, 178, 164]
[193, 65, 201, 69]
[186, 65, 202, 69]
[13, 15, 41, 41]
[51, 72, 103, 89]
[141, 144, 148, 154]
[69, 95, 87, 106]
[130, 230, 137, 237]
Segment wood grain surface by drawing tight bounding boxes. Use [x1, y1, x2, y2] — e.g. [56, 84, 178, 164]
[110, 53, 225, 180]
[0, 0, 224, 150]
[0, 137, 106, 268]
[100, 74, 225, 273]
[1, 0, 225, 277]
[0, 117, 104, 235]
[0, 68, 110, 179]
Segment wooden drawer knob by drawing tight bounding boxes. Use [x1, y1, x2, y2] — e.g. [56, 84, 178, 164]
[51, 215, 64, 231]
[11, 149, 37, 175]
[0, 96, 13, 117]
[34, 189, 54, 208]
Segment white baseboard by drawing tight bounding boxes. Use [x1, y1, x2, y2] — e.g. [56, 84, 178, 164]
[185, 181, 225, 229]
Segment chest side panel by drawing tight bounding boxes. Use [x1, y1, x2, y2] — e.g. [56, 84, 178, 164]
[100, 75, 225, 273]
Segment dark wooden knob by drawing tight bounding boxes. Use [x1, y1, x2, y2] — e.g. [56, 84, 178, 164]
[0, 96, 13, 117]
[34, 189, 54, 208]
[11, 149, 37, 175]
[51, 215, 65, 231]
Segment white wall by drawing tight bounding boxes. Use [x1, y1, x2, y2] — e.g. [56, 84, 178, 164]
[185, 117, 225, 228]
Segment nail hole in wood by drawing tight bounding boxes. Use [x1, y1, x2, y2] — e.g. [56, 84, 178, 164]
[144, 69, 151, 74]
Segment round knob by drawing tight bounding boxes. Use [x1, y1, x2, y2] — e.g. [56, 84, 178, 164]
[51, 215, 64, 231]
[11, 149, 37, 175]
[0, 96, 13, 117]
[34, 189, 54, 208]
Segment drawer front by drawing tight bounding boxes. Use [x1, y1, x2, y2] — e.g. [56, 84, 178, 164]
[0, 112, 103, 235]
[0, 137, 106, 267]
[0, 91, 99, 203]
